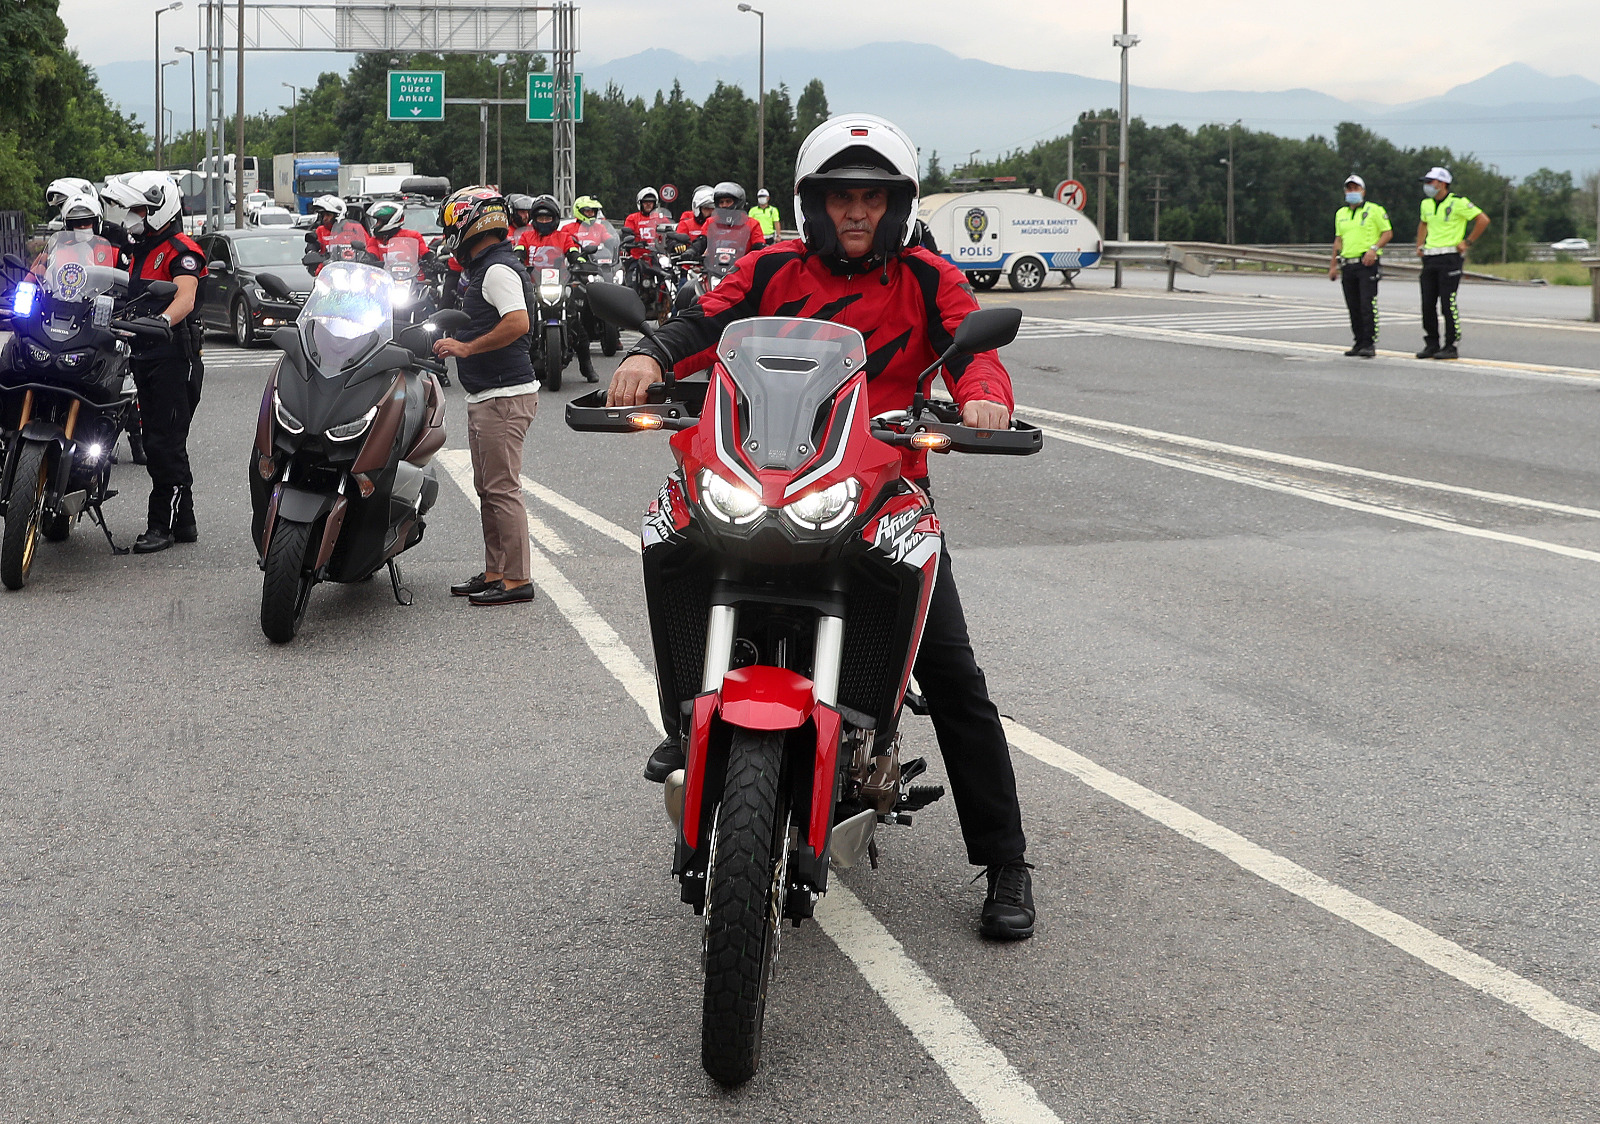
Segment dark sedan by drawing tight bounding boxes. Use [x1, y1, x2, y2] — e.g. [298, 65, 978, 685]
[196, 229, 316, 347]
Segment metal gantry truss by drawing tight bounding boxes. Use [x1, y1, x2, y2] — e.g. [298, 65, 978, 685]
[197, 0, 580, 229]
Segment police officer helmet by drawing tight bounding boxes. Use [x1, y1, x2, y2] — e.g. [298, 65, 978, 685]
[712, 181, 746, 210]
[793, 113, 920, 266]
[57, 188, 104, 230]
[117, 171, 184, 236]
[46, 178, 97, 213]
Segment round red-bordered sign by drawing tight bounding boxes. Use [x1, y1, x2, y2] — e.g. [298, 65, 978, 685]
[659, 183, 679, 203]
[1054, 179, 1087, 210]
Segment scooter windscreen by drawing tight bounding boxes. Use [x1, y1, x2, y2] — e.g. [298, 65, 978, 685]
[298, 261, 394, 377]
[719, 317, 867, 472]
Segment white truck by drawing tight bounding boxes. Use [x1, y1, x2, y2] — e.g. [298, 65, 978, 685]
[339, 163, 415, 198]
[918, 189, 1102, 291]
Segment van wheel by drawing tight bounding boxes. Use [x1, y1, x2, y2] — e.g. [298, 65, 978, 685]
[1007, 259, 1046, 292]
[968, 271, 1000, 291]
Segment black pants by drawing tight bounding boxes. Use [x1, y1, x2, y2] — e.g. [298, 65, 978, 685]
[1339, 261, 1381, 348]
[130, 351, 196, 532]
[909, 546, 1028, 867]
[1420, 253, 1464, 347]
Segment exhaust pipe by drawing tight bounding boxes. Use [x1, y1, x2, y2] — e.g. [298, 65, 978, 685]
[663, 768, 686, 830]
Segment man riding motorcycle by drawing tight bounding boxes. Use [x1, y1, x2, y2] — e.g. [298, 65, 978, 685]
[304, 194, 377, 256]
[36, 180, 121, 269]
[624, 186, 669, 257]
[676, 185, 716, 236]
[515, 194, 597, 383]
[508, 193, 536, 232]
[366, 200, 431, 259]
[704, 181, 767, 253]
[607, 113, 1035, 942]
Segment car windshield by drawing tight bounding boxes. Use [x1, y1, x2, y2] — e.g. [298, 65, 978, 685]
[405, 204, 442, 235]
[718, 318, 867, 472]
[297, 261, 393, 377]
[232, 234, 309, 268]
[39, 229, 122, 303]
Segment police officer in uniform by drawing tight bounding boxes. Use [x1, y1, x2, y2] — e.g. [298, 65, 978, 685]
[1415, 167, 1489, 360]
[1328, 175, 1392, 358]
[101, 172, 208, 552]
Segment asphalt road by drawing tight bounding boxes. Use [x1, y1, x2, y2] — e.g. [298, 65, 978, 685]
[3, 271, 1599, 1121]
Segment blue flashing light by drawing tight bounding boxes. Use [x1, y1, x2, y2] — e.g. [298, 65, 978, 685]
[12, 280, 38, 318]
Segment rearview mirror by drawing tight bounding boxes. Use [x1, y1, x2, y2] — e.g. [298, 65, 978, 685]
[951, 307, 1022, 356]
[585, 281, 651, 334]
[144, 280, 178, 301]
[208, 259, 228, 272]
[2, 253, 27, 274]
[427, 309, 470, 334]
[257, 272, 292, 301]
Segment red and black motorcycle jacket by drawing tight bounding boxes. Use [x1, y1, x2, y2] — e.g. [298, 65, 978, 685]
[676, 210, 711, 236]
[514, 226, 584, 272]
[373, 227, 430, 258]
[624, 208, 673, 259]
[634, 238, 1015, 479]
[126, 227, 209, 360]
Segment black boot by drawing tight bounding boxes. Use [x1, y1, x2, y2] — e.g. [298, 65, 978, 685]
[1416, 343, 1439, 359]
[577, 342, 598, 383]
[979, 858, 1035, 941]
[644, 735, 685, 782]
[133, 528, 175, 553]
[1433, 343, 1459, 359]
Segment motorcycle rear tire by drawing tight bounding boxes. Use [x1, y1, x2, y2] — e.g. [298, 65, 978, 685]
[701, 727, 787, 1087]
[260, 516, 316, 643]
[1, 442, 49, 590]
[543, 329, 563, 392]
[600, 321, 620, 357]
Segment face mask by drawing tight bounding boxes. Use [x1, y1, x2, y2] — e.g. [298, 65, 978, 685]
[533, 217, 557, 234]
[125, 215, 147, 237]
[1423, 184, 1439, 199]
[1344, 192, 1363, 206]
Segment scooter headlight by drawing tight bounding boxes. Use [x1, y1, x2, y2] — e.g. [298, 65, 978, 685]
[325, 405, 377, 442]
[272, 386, 304, 434]
[699, 469, 763, 524]
[782, 478, 859, 530]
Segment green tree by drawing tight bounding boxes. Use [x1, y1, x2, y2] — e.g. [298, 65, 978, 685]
[921, 150, 950, 196]
[794, 78, 828, 141]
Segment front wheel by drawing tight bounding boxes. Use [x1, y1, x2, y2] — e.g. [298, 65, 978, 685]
[260, 516, 316, 642]
[1, 441, 49, 590]
[542, 326, 563, 392]
[599, 320, 620, 357]
[1007, 258, 1046, 292]
[702, 727, 788, 1086]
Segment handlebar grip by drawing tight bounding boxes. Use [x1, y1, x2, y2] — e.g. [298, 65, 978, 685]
[122, 317, 172, 341]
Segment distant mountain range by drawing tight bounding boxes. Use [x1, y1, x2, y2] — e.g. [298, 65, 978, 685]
[93, 47, 1600, 179]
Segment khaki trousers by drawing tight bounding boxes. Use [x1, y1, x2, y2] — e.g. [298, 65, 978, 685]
[465, 392, 538, 583]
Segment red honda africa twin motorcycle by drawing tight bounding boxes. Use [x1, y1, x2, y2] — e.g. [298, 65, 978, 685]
[568, 283, 1039, 1086]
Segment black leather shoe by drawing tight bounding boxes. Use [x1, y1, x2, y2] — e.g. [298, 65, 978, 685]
[132, 528, 174, 554]
[1343, 345, 1362, 357]
[1356, 345, 1376, 358]
[1416, 344, 1439, 359]
[469, 581, 535, 606]
[451, 572, 493, 597]
[644, 735, 686, 783]
[173, 524, 198, 543]
[1433, 344, 1459, 359]
[979, 858, 1035, 941]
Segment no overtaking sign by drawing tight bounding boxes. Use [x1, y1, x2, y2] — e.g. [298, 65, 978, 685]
[389, 71, 444, 120]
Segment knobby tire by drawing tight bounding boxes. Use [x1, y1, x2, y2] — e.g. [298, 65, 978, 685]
[1, 442, 49, 590]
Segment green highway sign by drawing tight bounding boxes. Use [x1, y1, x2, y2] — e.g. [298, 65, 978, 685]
[388, 71, 444, 120]
[527, 73, 584, 123]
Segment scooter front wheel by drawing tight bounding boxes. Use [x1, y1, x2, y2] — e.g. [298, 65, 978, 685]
[260, 516, 316, 642]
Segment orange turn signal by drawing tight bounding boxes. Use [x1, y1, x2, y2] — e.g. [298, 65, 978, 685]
[628, 412, 665, 430]
[909, 431, 953, 451]
[352, 472, 375, 498]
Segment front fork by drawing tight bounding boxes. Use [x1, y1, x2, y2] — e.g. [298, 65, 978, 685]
[698, 603, 845, 704]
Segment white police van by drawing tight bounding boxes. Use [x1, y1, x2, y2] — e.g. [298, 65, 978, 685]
[919, 188, 1102, 291]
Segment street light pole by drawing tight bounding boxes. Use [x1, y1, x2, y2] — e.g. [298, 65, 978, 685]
[1112, 0, 1140, 288]
[496, 64, 506, 188]
[738, 4, 765, 194]
[160, 59, 180, 167]
[154, 2, 184, 167]
[282, 82, 300, 164]
[176, 46, 196, 167]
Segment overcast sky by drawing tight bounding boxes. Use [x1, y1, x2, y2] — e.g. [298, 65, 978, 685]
[64, 0, 1600, 105]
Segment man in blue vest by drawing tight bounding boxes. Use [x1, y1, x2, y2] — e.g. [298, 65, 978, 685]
[433, 186, 540, 606]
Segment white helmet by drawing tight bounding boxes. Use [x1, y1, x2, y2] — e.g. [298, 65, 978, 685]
[57, 188, 104, 227]
[636, 185, 659, 207]
[756, 188, 770, 202]
[109, 171, 183, 235]
[311, 194, 347, 219]
[692, 184, 714, 213]
[46, 178, 97, 212]
[793, 113, 920, 260]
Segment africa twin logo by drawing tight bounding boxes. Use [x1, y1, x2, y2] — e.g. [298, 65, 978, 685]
[873, 506, 925, 561]
[964, 208, 988, 244]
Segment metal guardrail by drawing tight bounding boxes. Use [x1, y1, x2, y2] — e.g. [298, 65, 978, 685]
[1103, 240, 1519, 290]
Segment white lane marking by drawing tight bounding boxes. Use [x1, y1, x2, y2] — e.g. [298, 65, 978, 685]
[1015, 403, 1600, 520]
[1035, 423, 1600, 566]
[1002, 718, 1600, 1055]
[816, 882, 1064, 1124]
[515, 475, 573, 555]
[519, 475, 641, 551]
[439, 451, 1063, 1124]
[437, 450, 660, 730]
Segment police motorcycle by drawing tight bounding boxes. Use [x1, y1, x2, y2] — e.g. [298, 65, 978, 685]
[249, 261, 466, 642]
[569, 217, 625, 357]
[567, 283, 1041, 1085]
[0, 232, 176, 589]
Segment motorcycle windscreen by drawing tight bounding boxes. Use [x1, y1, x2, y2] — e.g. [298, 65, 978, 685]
[525, 243, 570, 280]
[382, 239, 419, 281]
[575, 219, 620, 264]
[719, 317, 867, 472]
[40, 229, 124, 303]
[704, 210, 752, 278]
[297, 261, 394, 377]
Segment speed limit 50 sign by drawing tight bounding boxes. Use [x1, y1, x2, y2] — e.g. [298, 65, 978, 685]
[1054, 179, 1087, 210]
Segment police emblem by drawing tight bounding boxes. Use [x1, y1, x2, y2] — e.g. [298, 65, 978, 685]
[179, 254, 198, 271]
[55, 262, 88, 301]
[964, 208, 988, 244]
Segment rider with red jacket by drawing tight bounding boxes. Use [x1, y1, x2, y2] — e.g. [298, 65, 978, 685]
[623, 186, 672, 259]
[608, 114, 1035, 943]
[514, 194, 596, 382]
[676, 185, 715, 236]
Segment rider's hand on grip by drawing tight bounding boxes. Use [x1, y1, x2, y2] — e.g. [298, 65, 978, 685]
[608, 353, 663, 407]
[961, 400, 1011, 431]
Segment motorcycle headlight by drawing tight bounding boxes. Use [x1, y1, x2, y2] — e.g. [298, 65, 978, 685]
[699, 469, 763, 524]
[539, 281, 563, 305]
[392, 288, 414, 308]
[325, 405, 377, 442]
[25, 341, 51, 365]
[782, 478, 859, 530]
[58, 349, 91, 369]
[272, 386, 304, 434]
